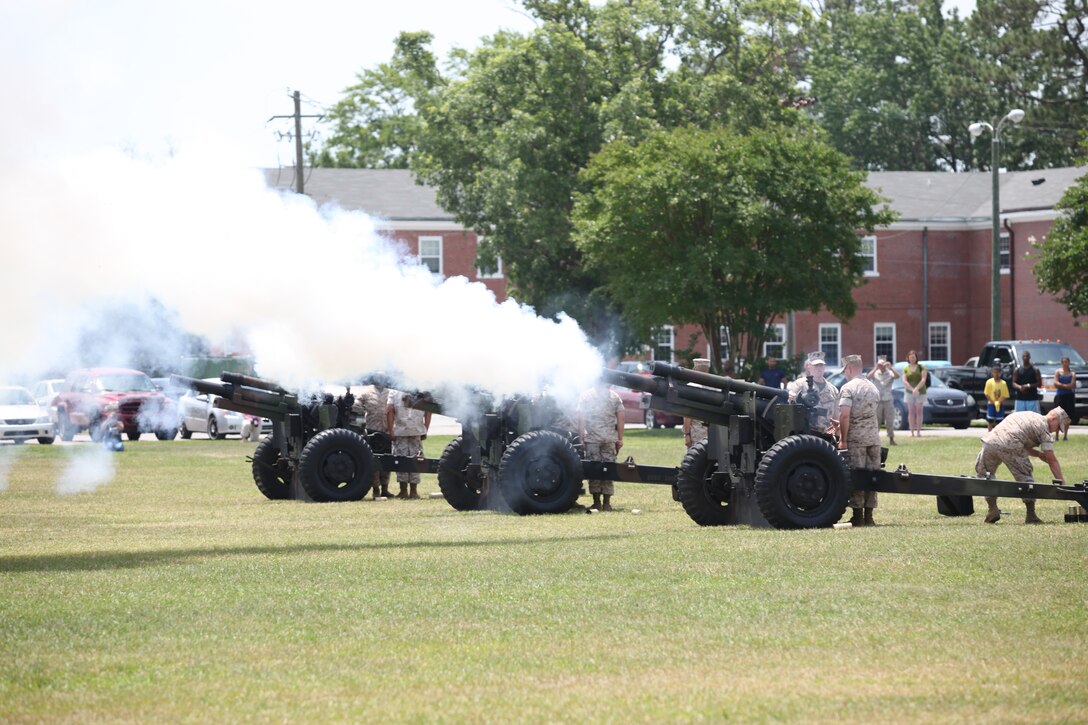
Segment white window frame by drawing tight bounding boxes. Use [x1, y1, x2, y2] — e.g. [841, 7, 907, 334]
[999, 231, 1010, 274]
[476, 255, 503, 279]
[819, 323, 841, 366]
[763, 324, 786, 359]
[418, 235, 443, 276]
[928, 322, 951, 362]
[874, 323, 896, 363]
[859, 235, 878, 277]
[654, 325, 675, 363]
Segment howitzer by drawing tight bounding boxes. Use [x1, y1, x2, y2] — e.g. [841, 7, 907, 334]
[603, 363, 1088, 529]
[171, 373, 678, 513]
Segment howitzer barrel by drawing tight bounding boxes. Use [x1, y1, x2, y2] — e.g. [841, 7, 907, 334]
[221, 372, 288, 395]
[649, 361, 788, 401]
[170, 374, 233, 399]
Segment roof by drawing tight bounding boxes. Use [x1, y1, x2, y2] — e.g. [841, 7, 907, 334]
[865, 166, 1087, 222]
[261, 165, 1087, 225]
[262, 168, 452, 222]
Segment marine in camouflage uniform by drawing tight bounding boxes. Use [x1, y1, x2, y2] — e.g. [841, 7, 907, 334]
[386, 388, 431, 499]
[683, 358, 711, 448]
[837, 354, 882, 525]
[787, 352, 839, 433]
[578, 384, 624, 511]
[974, 408, 1068, 524]
[355, 383, 393, 499]
[866, 357, 897, 445]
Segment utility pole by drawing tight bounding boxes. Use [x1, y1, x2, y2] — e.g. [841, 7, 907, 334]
[268, 90, 324, 195]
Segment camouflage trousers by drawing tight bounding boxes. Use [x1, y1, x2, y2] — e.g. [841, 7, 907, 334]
[688, 419, 707, 448]
[584, 441, 617, 495]
[369, 432, 392, 491]
[876, 400, 896, 441]
[845, 444, 880, 508]
[974, 443, 1035, 503]
[392, 436, 423, 484]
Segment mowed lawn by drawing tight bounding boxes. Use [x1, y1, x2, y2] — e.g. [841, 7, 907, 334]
[1, 430, 1086, 723]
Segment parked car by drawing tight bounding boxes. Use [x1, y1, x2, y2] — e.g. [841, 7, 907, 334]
[177, 380, 271, 439]
[0, 386, 55, 444]
[53, 368, 178, 441]
[30, 379, 66, 422]
[612, 382, 684, 429]
[827, 371, 974, 430]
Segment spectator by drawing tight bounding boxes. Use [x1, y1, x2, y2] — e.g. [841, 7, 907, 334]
[901, 350, 927, 437]
[866, 356, 897, 445]
[1053, 357, 1076, 441]
[758, 357, 786, 389]
[984, 365, 1010, 432]
[1011, 350, 1043, 414]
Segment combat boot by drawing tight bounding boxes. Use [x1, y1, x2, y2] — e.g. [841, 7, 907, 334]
[397, 483, 408, 499]
[591, 493, 601, 511]
[983, 496, 1001, 524]
[409, 483, 420, 499]
[601, 494, 613, 512]
[848, 508, 863, 527]
[1024, 501, 1043, 524]
[863, 508, 877, 527]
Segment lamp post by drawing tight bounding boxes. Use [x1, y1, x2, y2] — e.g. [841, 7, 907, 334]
[969, 108, 1025, 341]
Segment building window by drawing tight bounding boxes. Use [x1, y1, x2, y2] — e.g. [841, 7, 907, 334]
[418, 236, 442, 275]
[763, 324, 786, 359]
[928, 322, 950, 362]
[819, 323, 841, 366]
[717, 325, 732, 364]
[476, 255, 503, 279]
[654, 326, 675, 363]
[859, 235, 878, 276]
[999, 232, 1010, 274]
[874, 323, 896, 363]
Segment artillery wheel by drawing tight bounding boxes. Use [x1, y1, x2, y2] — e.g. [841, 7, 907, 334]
[497, 430, 581, 515]
[754, 435, 849, 529]
[676, 440, 732, 526]
[437, 436, 484, 511]
[252, 437, 291, 500]
[297, 428, 375, 502]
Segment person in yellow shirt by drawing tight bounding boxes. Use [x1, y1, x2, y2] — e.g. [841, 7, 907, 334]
[984, 365, 1010, 432]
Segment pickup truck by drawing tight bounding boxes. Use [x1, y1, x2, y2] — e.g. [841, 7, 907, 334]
[933, 340, 1088, 423]
[53, 368, 178, 441]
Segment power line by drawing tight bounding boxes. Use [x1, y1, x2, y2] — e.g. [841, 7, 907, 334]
[267, 90, 324, 194]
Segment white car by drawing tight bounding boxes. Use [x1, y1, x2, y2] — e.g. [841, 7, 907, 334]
[0, 386, 55, 444]
[177, 381, 271, 440]
[30, 378, 66, 421]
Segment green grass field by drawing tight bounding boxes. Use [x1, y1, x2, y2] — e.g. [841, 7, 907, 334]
[1, 431, 1086, 723]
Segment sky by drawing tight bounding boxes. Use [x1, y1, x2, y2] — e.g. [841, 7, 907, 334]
[2, 0, 540, 168]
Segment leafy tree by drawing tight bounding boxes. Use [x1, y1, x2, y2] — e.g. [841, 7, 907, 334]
[966, 0, 1088, 170]
[1033, 153, 1088, 316]
[572, 125, 897, 372]
[807, 0, 987, 171]
[313, 32, 443, 169]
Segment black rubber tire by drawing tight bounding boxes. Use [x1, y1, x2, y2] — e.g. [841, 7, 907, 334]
[754, 435, 850, 529]
[676, 440, 731, 526]
[208, 417, 225, 440]
[297, 428, 375, 502]
[155, 427, 177, 441]
[57, 411, 76, 442]
[644, 408, 657, 429]
[125, 429, 141, 442]
[179, 422, 192, 440]
[37, 437, 55, 445]
[952, 422, 969, 430]
[497, 430, 582, 515]
[437, 436, 485, 511]
[252, 437, 291, 500]
[893, 403, 908, 431]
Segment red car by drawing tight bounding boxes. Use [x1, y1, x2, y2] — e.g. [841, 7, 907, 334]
[53, 368, 178, 441]
[612, 362, 684, 429]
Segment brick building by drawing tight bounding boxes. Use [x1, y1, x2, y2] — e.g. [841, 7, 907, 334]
[265, 164, 1087, 367]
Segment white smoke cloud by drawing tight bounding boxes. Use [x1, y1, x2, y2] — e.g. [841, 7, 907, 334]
[0, 445, 21, 493]
[57, 447, 116, 495]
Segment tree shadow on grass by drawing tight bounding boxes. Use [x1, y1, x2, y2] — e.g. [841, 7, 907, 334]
[0, 534, 631, 573]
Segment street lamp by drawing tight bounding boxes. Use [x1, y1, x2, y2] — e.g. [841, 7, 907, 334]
[969, 108, 1025, 341]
